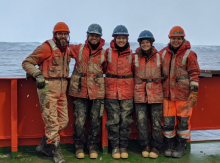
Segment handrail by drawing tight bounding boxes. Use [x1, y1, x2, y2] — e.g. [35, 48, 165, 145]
[0, 76, 219, 156]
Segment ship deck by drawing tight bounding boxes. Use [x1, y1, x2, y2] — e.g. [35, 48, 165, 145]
[0, 140, 220, 163]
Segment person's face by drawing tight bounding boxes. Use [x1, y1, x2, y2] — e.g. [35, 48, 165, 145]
[88, 33, 101, 45]
[55, 32, 69, 46]
[140, 40, 151, 51]
[170, 36, 184, 49]
[115, 35, 127, 47]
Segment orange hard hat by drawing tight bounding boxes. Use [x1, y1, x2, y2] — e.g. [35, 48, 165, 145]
[53, 22, 70, 34]
[168, 26, 185, 38]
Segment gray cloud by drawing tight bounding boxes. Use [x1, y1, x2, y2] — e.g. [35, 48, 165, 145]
[0, 0, 219, 45]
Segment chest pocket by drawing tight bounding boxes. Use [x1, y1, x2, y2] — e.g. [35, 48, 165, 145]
[53, 52, 61, 65]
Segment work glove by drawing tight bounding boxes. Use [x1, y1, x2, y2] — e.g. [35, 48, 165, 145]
[188, 91, 198, 107]
[35, 73, 45, 89]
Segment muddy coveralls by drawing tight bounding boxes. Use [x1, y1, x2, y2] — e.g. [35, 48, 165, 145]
[160, 40, 200, 140]
[69, 38, 106, 151]
[22, 38, 71, 144]
[133, 47, 163, 149]
[104, 40, 134, 149]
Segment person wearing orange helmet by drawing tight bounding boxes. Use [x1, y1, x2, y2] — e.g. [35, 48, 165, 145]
[159, 26, 200, 158]
[22, 22, 71, 163]
[68, 23, 106, 159]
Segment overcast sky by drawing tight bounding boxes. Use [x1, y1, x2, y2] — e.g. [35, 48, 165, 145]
[0, 0, 219, 45]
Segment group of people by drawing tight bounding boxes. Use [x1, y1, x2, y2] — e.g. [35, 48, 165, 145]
[22, 22, 200, 163]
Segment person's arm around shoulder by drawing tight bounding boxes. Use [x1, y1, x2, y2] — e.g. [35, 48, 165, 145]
[131, 53, 136, 73]
[69, 44, 82, 59]
[158, 49, 167, 81]
[102, 48, 109, 74]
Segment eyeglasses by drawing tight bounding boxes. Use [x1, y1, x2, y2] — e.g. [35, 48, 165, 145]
[56, 32, 69, 36]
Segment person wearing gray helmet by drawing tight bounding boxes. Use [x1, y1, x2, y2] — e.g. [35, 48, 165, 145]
[69, 23, 106, 159]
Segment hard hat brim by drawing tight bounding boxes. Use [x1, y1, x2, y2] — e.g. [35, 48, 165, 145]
[87, 32, 102, 36]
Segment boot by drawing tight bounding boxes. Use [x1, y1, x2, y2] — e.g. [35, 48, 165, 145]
[89, 149, 98, 159]
[120, 148, 128, 159]
[172, 137, 187, 158]
[36, 135, 53, 157]
[112, 147, 120, 159]
[149, 147, 159, 159]
[142, 145, 150, 158]
[164, 137, 175, 157]
[52, 142, 65, 163]
[75, 149, 85, 159]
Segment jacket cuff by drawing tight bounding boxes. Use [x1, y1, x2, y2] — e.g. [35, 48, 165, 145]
[190, 81, 199, 87]
[33, 71, 42, 78]
[190, 86, 198, 92]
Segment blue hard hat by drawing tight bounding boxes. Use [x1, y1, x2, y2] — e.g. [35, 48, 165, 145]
[87, 23, 102, 36]
[137, 30, 155, 42]
[112, 25, 129, 36]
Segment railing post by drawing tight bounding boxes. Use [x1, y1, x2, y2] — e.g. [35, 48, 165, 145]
[102, 109, 108, 153]
[11, 79, 18, 158]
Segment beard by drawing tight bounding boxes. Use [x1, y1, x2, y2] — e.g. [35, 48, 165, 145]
[59, 39, 67, 46]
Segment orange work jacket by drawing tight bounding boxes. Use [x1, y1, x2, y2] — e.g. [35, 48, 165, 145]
[22, 38, 71, 79]
[159, 40, 200, 101]
[105, 40, 134, 100]
[133, 46, 163, 103]
[69, 39, 106, 100]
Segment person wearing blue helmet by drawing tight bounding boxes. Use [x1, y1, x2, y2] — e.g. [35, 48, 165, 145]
[104, 25, 134, 159]
[133, 30, 164, 159]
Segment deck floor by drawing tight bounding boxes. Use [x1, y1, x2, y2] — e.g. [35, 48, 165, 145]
[0, 141, 220, 163]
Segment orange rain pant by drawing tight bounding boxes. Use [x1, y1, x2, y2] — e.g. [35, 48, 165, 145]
[162, 99, 193, 139]
[37, 78, 69, 144]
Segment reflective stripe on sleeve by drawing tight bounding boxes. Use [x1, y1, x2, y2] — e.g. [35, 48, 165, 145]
[156, 53, 160, 67]
[100, 49, 105, 64]
[129, 51, 132, 64]
[135, 55, 139, 67]
[182, 49, 191, 65]
[162, 49, 167, 62]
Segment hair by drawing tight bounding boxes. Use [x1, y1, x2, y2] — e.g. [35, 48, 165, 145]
[137, 47, 153, 58]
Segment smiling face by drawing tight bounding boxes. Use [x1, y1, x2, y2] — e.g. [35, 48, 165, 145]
[115, 35, 127, 47]
[55, 32, 69, 46]
[170, 36, 184, 49]
[140, 39, 151, 51]
[88, 33, 101, 45]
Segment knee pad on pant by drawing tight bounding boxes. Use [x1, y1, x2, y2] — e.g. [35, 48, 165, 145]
[177, 116, 189, 131]
[163, 116, 175, 131]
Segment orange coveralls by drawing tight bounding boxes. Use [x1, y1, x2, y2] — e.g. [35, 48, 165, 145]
[22, 38, 71, 144]
[160, 40, 200, 139]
